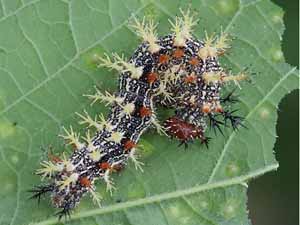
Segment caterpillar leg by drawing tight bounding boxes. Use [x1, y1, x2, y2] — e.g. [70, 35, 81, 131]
[178, 140, 189, 149]
[208, 114, 224, 136]
[29, 184, 54, 204]
[55, 207, 71, 221]
[222, 110, 246, 130]
[199, 136, 211, 149]
[220, 89, 239, 104]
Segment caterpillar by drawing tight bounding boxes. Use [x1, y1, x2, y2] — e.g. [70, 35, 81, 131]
[30, 9, 248, 219]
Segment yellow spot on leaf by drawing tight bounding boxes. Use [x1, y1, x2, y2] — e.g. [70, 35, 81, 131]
[0, 121, 16, 138]
[272, 49, 283, 62]
[259, 106, 272, 119]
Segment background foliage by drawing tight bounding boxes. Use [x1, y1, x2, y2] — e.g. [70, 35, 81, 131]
[248, 0, 299, 225]
[0, 0, 298, 225]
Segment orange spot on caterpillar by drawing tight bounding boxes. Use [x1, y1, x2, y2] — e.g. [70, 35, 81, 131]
[111, 164, 124, 172]
[52, 196, 62, 205]
[139, 106, 152, 117]
[147, 72, 158, 84]
[48, 152, 62, 163]
[79, 176, 91, 187]
[173, 48, 185, 58]
[189, 57, 199, 66]
[71, 144, 78, 151]
[99, 162, 111, 170]
[159, 54, 169, 64]
[202, 104, 211, 113]
[217, 50, 226, 56]
[124, 140, 137, 151]
[184, 74, 197, 83]
[215, 105, 223, 113]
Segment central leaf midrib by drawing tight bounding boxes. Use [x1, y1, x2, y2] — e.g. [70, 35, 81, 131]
[32, 163, 278, 225]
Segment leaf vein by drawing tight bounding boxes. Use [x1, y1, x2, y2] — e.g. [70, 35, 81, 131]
[207, 67, 296, 183]
[0, 4, 148, 117]
[32, 163, 278, 225]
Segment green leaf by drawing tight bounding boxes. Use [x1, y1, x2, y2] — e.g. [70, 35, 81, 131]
[0, 0, 298, 225]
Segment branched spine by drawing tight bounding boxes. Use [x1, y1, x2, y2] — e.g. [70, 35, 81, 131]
[130, 17, 160, 53]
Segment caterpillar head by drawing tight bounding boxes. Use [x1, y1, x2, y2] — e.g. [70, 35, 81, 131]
[30, 174, 90, 219]
[31, 148, 98, 218]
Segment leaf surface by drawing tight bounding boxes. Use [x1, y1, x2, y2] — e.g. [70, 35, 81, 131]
[0, 0, 298, 225]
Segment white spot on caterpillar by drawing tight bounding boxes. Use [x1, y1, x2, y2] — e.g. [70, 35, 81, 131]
[88, 150, 102, 162]
[189, 95, 196, 104]
[69, 173, 79, 182]
[58, 173, 79, 190]
[65, 161, 75, 172]
[121, 103, 135, 116]
[109, 131, 124, 143]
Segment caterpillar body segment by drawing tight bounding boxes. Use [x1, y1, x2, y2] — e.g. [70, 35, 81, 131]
[31, 10, 248, 218]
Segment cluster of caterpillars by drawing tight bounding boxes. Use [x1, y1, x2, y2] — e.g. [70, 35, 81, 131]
[30, 9, 248, 219]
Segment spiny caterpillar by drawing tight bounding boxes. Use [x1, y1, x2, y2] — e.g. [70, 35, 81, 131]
[30, 9, 248, 219]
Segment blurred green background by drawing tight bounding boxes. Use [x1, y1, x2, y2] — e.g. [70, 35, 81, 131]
[248, 0, 299, 225]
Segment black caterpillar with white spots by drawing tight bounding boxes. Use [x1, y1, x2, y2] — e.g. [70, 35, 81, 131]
[30, 10, 248, 218]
